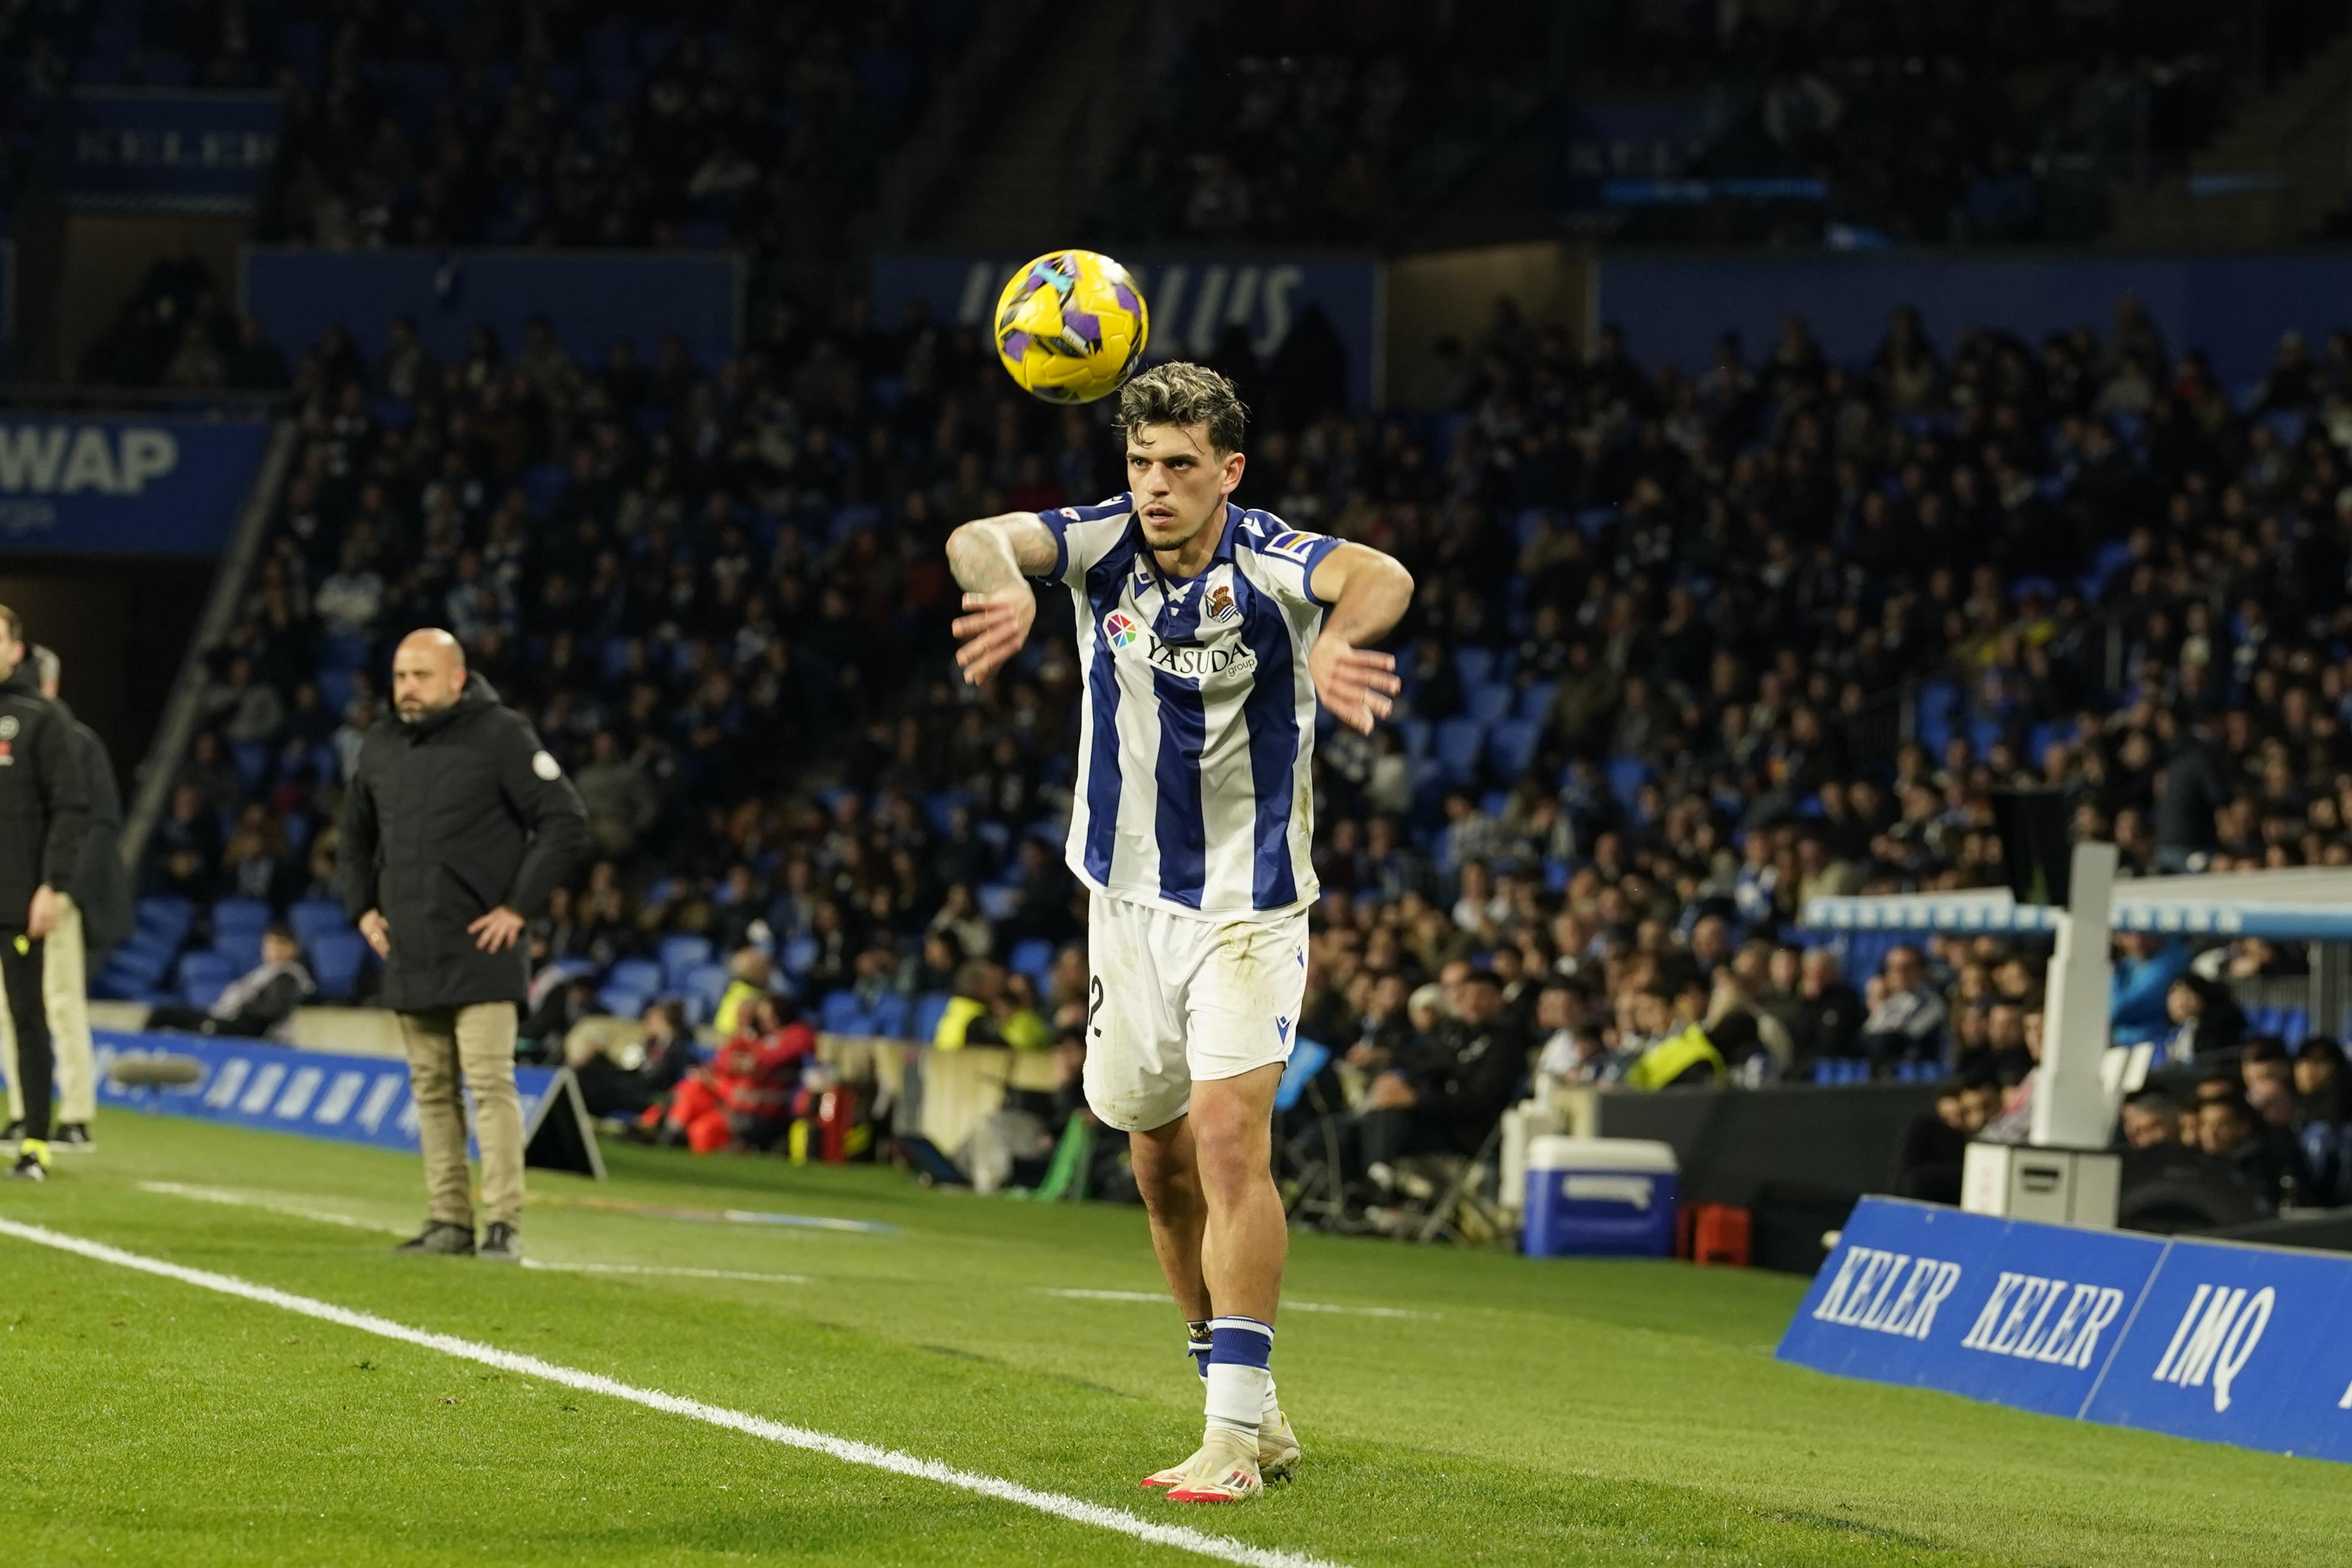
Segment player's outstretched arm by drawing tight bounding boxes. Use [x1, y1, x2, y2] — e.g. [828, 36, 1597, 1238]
[947, 512, 1057, 686]
[1305, 541, 1413, 734]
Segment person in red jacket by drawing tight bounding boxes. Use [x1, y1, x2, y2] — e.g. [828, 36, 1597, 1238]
[656, 994, 814, 1153]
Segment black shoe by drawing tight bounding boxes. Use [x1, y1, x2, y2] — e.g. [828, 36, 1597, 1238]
[52, 1123, 94, 1153]
[8, 1143, 50, 1181]
[478, 1222, 522, 1264]
[394, 1221, 476, 1255]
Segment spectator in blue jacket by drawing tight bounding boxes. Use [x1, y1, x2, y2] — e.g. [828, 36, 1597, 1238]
[2109, 933, 2188, 1047]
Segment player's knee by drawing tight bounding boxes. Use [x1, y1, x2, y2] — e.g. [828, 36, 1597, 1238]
[1187, 1108, 1270, 1198]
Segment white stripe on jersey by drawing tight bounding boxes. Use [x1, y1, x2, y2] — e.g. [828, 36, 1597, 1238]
[1035, 494, 1341, 918]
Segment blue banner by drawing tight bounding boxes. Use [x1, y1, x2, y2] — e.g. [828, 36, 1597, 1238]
[1599, 254, 2352, 390]
[1780, 1197, 2352, 1462]
[241, 249, 746, 375]
[872, 252, 1383, 408]
[69, 90, 281, 206]
[0, 416, 270, 555]
[90, 1028, 583, 1167]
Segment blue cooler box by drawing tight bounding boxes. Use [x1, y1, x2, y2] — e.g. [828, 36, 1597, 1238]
[1523, 1135, 1679, 1257]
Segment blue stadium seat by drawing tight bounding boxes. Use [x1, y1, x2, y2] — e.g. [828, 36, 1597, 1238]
[783, 935, 819, 977]
[911, 991, 951, 1042]
[1434, 719, 1486, 785]
[1007, 938, 1054, 987]
[1466, 683, 1514, 724]
[1398, 717, 1431, 758]
[978, 884, 1021, 922]
[819, 991, 872, 1034]
[1606, 757, 1650, 808]
[1452, 648, 1496, 690]
[868, 992, 911, 1039]
[309, 931, 369, 1003]
[289, 898, 347, 942]
[1486, 719, 1540, 780]
[213, 930, 264, 972]
[683, 960, 730, 1019]
[1517, 681, 1557, 722]
[213, 899, 271, 936]
[607, 958, 665, 997]
[177, 950, 237, 992]
[136, 895, 195, 942]
[231, 743, 271, 792]
[659, 933, 714, 985]
[596, 985, 652, 1019]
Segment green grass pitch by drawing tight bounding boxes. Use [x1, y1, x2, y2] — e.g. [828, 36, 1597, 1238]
[1, 1115, 2343, 1567]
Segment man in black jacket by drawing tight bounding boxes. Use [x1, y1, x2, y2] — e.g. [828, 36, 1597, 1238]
[1357, 969, 1530, 1196]
[0, 607, 91, 1181]
[341, 629, 588, 1261]
[1, 646, 127, 1151]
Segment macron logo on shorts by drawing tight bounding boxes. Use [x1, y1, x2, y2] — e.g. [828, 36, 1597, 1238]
[1276, 1016, 1291, 1045]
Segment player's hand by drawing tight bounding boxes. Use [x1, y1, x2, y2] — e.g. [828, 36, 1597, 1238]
[359, 908, 393, 958]
[26, 884, 59, 939]
[468, 905, 526, 953]
[1307, 636, 1401, 734]
[952, 587, 1036, 687]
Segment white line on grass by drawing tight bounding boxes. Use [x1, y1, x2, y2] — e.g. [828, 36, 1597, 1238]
[140, 1183, 814, 1285]
[1036, 1288, 1438, 1321]
[0, 1217, 1343, 1568]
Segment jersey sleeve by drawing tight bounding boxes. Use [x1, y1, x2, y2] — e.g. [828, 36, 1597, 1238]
[1238, 518, 1345, 608]
[1034, 494, 1133, 586]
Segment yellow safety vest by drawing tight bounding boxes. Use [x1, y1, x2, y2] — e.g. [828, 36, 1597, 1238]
[1624, 1024, 1726, 1090]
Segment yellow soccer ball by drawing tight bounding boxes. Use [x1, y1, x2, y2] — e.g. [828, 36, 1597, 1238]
[993, 249, 1150, 404]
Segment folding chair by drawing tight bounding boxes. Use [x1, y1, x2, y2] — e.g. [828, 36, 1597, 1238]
[1274, 1040, 1349, 1229]
[1411, 1122, 1510, 1244]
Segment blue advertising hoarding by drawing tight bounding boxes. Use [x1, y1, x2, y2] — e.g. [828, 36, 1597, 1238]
[1780, 1197, 2352, 1462]
[1599, 253, 2352, 390]
[90, 1028, 601, 1177]
[69, 90, 281, 207]
[872, 252, 1384, 408]
[241, 249, 746, 373]
[0, 415, 270, 555]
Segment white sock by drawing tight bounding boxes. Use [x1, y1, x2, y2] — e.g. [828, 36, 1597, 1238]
[1203, 1316, 1274, 1439]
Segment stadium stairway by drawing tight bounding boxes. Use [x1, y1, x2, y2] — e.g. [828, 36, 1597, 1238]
[933, 0, 1146, 247]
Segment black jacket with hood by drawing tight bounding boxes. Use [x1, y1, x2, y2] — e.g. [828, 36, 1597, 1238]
[339, 674, 589, 1012]
[0, 663, 90, 930]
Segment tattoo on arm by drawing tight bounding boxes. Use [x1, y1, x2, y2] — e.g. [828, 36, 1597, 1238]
[948, 512, 1056, 589]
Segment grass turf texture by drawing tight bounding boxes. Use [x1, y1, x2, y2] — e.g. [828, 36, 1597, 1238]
[0, 1118, 2341, 1567]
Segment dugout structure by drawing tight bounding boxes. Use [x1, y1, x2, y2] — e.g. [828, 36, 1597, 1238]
[1802, 858, 2352, 1219]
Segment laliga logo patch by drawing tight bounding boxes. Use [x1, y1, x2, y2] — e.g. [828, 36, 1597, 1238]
[1205, 583, 1238, 623]
[1103, 611, 1139, 650]
[531, 749, 562, 782]
[0, 716, 17, 739]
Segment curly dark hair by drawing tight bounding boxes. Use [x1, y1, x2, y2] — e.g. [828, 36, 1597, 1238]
[1113, 361, 1248, 455]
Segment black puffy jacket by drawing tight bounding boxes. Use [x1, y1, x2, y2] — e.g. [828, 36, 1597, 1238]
[56, 701, 128, 954]
[339, 675, 589, 1012]
[0, 664, 90, 930]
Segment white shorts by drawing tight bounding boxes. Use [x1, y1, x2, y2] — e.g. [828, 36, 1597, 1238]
[1082, 895, 1310, 1133]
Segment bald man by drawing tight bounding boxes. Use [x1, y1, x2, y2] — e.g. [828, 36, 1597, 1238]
[341, 630, 588, 1261]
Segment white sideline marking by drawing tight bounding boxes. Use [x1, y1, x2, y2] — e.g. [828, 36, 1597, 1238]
[0, 1217, 1343, 1568]
[140, 1183, 813, 1285]
[1037, 1288, 1438, 1321]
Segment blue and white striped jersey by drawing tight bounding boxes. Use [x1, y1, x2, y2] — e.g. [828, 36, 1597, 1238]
[1034, 492, 1342, 918]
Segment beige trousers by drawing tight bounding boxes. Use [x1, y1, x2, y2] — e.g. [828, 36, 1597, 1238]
[0, 893, 95, 1124]
[396, 1002, 525, 1229]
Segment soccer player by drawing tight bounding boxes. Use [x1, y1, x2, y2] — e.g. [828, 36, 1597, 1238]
[946, 363, 1412, 1502]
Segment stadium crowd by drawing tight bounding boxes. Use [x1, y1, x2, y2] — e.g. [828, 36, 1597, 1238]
[108, 274, 2352, 1214]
